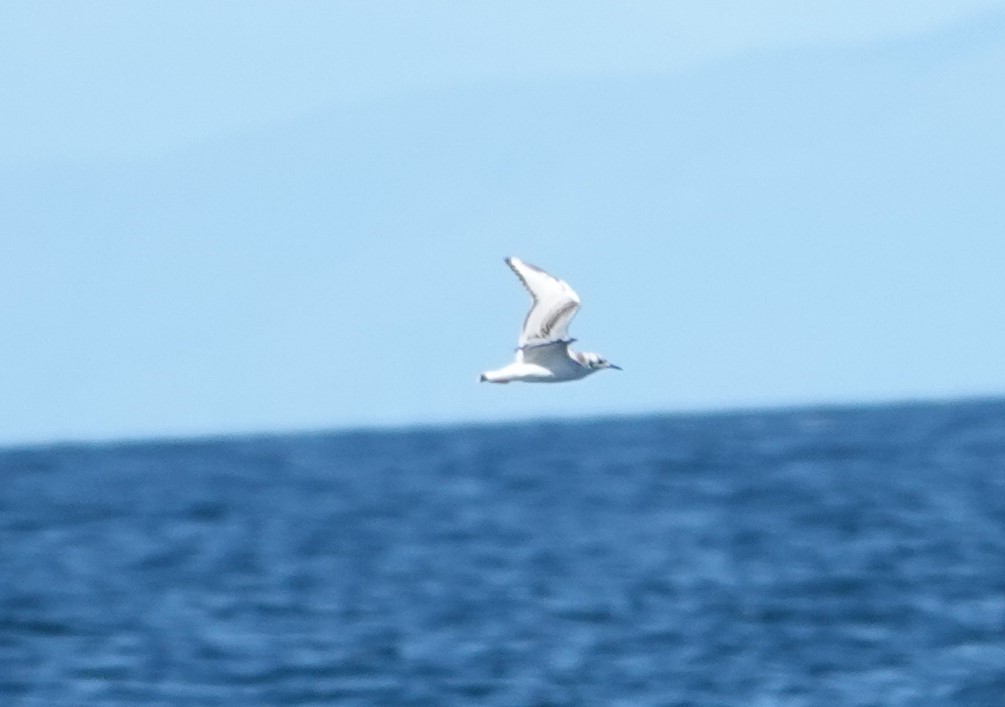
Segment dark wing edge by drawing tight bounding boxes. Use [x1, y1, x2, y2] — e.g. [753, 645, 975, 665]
[506, 257, 544, 341]
[505, 257, 544, 302]
[537, 298, 578, 340]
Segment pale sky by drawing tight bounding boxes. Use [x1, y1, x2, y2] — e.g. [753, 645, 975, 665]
[3, 2, 1005, 444]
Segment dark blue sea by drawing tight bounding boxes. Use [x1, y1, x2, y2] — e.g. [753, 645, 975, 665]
[2, 400, 1005, 706]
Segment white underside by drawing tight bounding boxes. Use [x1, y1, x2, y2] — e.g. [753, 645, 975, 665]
[480, 345, 592, 384]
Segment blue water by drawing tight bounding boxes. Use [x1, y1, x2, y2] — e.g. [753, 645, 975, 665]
[2, 400, 1005, 706]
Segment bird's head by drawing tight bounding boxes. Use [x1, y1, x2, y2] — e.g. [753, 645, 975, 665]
[580, 352, 622, 372]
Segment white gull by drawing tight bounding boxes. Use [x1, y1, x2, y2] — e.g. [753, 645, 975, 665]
[479, 257, 621, 384]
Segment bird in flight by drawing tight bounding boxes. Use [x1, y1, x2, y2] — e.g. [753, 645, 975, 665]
[480, 257, 621, 384]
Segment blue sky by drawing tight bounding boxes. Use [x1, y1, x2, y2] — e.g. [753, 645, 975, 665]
[3, 1, 1005, 444]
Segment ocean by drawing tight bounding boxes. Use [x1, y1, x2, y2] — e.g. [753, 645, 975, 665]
[2, 399, 1004, 706]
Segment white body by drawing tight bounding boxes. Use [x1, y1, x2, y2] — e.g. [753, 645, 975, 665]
[481, 343, 594, 384]
[480, 258, 620, 384]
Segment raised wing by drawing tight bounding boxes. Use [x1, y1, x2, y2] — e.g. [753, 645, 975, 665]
[506, 257, 581, 347]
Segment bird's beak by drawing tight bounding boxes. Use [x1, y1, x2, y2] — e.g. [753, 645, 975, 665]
[609, 363, 623, 371]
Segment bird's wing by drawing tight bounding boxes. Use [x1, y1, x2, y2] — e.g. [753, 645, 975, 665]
[506, 257, 581, 347]
[519, 340, 577, 370]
